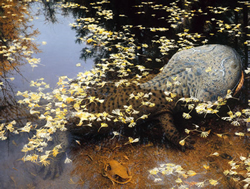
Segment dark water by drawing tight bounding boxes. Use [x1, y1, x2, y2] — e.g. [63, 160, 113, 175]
[0, 1, 249, 189]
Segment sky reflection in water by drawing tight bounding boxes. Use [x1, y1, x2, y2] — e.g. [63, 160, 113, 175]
[13, 6, 93, 91]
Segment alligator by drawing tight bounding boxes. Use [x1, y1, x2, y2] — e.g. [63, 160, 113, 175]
[41, 44, 243, 178]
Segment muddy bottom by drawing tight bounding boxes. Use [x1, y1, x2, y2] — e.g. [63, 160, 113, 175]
[0, 105, 249, 189]
[69, 111, 249, 189]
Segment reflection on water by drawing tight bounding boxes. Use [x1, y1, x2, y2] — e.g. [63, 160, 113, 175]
[0, 0, 249, 189]
[0, 132, 75, 189]
[12, 4, 93, 91]
[0, 2, 91, 189]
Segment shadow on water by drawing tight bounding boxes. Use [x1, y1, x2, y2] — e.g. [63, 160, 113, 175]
[0, 0, 249, 189]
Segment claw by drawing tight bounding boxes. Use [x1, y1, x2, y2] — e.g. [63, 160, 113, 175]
[180, 136, 195, 151]
[180, 145, 186, 152]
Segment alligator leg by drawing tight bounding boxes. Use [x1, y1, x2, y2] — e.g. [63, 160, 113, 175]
[157, 112, 193, 151]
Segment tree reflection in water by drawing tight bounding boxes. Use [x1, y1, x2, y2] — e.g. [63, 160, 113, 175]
[0, 0, 249, 188]
[0, 1, 40, 124]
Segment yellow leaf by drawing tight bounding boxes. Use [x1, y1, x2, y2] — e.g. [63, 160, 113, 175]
[179, 139, 185, 146]
[64, 156, 72, 164]
[187, 170, 196, 177]
[41, 160, 50, 166]
[149, 168, 159, 175]
[235, 132, 244, 136]
[203, 164, 209, 170]
[52, 148, 59, 157]
[98, 123, 108, 132]
[66, 97, 74, 103]
[165, 97, 173, 102]
[205, 67, 212, 72]
[210, 152, 219, 156]
[170, 93, 176, 98]
[76, 63, 81, 67]
[209, 179, 218, 186]
[216, 133, 223, 138]
[182, 112, 191, 119]
[175, 178, 182, 184]
[235, 111, 241, 117]
[86, 38, 94, 43]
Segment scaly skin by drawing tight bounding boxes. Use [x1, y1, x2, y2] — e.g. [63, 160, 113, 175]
[141, 44, 242, 101]
[41, 44, 243, 179]
[84, 85, 184, 147]
[79, 44, 242, 148]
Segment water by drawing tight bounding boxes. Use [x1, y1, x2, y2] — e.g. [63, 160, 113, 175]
[0, 1, 249, 188]
[0, 4, 92, 189]
[12, 5, 94, 92]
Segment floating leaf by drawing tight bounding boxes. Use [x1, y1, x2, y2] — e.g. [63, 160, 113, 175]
[187, 170, 197, 177]
[179, 139, 185, 146]
[209, 179, 218, 186]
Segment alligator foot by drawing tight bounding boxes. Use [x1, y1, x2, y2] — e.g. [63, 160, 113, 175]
[157, 112, 195, 151]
